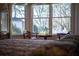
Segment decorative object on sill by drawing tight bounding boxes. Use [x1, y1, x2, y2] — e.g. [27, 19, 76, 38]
[57, 33, 67, 40]
[23, 31, 31, 39]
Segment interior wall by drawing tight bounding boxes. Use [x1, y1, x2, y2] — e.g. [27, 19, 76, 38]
[72, 3, 79, 35]
[25, 4, 33, 32]
[75, 4, 79, 35]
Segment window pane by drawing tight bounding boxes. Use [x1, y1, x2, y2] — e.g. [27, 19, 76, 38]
[52, 18, 71, 34]
[32, 5, 49, 18]
[12, 4, 25, 35]
[60, 4, 71, 17]
[12, 5, 25, 18]
[12, 19, 25, 35]
[1, 12, 8, 31]
[52, 4, 61, 17]
[52, 3, 71, 17]
[33, 18, 49, 35]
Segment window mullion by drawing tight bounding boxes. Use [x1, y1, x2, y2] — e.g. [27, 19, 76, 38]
[49, 4, 52, 35]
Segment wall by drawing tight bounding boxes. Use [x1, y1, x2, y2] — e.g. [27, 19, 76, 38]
[75, 4, 79, 35]
[71, 4, 79, 35]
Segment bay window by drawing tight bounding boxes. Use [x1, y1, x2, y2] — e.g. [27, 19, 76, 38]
[11, 3, 71, 35]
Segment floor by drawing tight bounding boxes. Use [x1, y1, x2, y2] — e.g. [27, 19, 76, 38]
[0, 39, 77, 56]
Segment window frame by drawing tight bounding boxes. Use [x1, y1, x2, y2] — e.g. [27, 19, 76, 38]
[32, 4, 50, 35]
[11, 3, 72, 35]
[32, 3, 71, 35]
[52, 3, 71, 34]
[11, 4, 26, 35]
